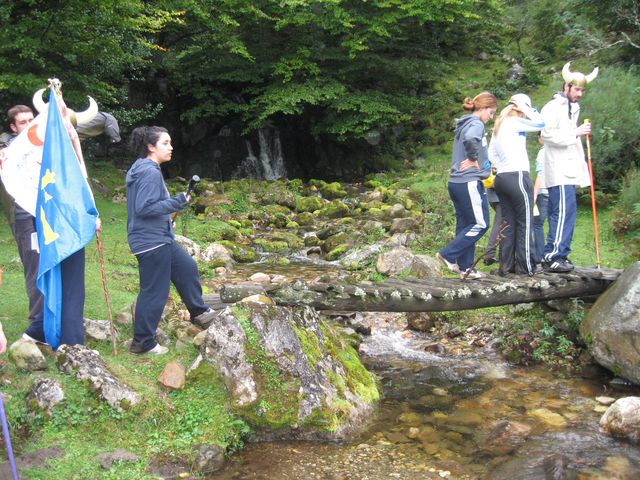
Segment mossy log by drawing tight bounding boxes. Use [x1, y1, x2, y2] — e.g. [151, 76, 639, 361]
[219, 267, 621, 312]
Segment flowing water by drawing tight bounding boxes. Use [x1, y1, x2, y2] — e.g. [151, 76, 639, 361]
[206, 264, 640, 480]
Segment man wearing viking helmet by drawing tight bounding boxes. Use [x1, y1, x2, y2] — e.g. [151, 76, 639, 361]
[540, 62, 598, 273]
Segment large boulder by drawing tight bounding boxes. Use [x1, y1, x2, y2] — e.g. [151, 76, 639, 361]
[599, 396, 640, 443]
[197, 304, 378, 440]
[579, 262, 640, 384]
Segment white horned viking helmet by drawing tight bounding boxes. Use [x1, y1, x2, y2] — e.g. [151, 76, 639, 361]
[562, 62, 599, 88]
[32, 78, 98, 126]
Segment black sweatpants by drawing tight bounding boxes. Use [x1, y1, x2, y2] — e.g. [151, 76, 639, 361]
[133, 241, 209, 352]
[494, 171, 535, 275]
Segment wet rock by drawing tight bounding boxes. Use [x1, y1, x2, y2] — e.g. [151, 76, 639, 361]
[479, 420, 532, 456]
[174, 234, 201, 259]
[194, 444, 225, 474]
[9, 340, 48, 371]
[25, 377, 64, 417]
[424, 343, 446, 354]
[596, 396, 617, 406]
[541, 453, 576, 480]
[599, 396, 640, 443]
[56, 345, 140, 410]
[158, 361, 186, 390]
[580, 261, 640, 384]
[249, 272, 271, 283]
[85, 319, 117, 342]
[406, 312, 436, 332]
[527, 408, 567, 428]
[93, 449, 139, 469]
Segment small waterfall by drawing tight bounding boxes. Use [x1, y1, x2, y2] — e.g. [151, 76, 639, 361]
[238, 128, 287, 179]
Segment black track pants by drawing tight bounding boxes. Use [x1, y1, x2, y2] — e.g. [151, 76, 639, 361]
[494, 171, 535, 275]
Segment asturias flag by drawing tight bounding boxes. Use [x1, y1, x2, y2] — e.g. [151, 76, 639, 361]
[35, 87, 98, 349]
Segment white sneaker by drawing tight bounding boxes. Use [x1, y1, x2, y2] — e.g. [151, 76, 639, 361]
[437, 252, 460, 274]
[22, 333, 48, 345]
[147, 344, 169, 355]
[460, 268, 484, 280]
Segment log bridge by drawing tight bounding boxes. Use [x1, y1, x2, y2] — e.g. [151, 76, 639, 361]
[217, 267, 622, 312]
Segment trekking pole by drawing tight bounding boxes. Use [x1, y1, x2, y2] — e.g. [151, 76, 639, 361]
[96, 231, 118, 356]
[172, 175, 200, 225]
[0, 393, 19, 480]
[584, 119, 602, 268]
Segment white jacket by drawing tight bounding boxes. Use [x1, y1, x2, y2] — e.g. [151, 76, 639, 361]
[488, 113, 544, 173]
[540, 94, 591, 188]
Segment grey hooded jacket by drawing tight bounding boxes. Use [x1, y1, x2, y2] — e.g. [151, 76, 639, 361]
[126, 158, 187, 255]
[449, 114, 491, 183]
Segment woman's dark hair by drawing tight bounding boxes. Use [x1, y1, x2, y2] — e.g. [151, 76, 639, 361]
[129, 126, 168, 158]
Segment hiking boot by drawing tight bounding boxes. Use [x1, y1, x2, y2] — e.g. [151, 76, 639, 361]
[437, 252, 460, 274]
[460, 268, 484, 280]
[544, 259, 574, 273]
[192, 307, 217, 328]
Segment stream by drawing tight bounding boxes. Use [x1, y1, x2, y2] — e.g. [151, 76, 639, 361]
[201, 258, 640, 480]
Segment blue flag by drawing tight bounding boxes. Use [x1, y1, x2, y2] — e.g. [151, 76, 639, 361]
[35, 87, 98, 349]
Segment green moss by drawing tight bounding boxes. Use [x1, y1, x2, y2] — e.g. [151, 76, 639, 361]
[296, 196, 324, 213]
[325, 245, 349, 261]
[293, 325, 324, 368]
[319, 200, 350, 218]
[253, 238, 289, 253]
[230, 305, 302, 430]
[321, 324, 379, 404]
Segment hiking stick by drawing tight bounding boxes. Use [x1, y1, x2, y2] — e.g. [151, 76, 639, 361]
[172, 175, 200, 224]
[0, 393, 19, 480]
[462, 221, 508, 281]
[96, 231, 118, 356]
[584, 119, 602, 268]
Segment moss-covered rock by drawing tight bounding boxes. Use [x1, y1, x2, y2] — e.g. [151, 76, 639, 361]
[295, 211, 315, 226]
[319, 200, 350, 219]
[271, 231, 304, 250]
[323, 231, 351, 253]
[319, 181, 347, 200]
[295, 196, 324, 213]
[218, 240, 259, 263]
[325, 245, 349, 261]
[253, 238, 289, 254]
[200, 304, 378, 439]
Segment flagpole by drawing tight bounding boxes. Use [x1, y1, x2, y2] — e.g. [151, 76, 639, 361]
[96, 232, 118, 356]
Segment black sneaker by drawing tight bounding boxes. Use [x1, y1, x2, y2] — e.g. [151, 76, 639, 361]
[544, 259, 574, 273]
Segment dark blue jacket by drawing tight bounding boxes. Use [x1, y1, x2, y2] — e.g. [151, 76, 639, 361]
[126, 158, 187, 255]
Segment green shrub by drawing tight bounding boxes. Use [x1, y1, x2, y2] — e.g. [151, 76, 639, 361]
[582, 66, 640, 191]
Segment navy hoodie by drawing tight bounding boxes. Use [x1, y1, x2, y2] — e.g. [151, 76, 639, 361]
[449, 114, 491, 183]
[126, 158, 187, 255]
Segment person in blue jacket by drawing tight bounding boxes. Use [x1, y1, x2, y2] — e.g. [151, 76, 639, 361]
[437, 92, 497, 279]
[126, 126, 214, 355]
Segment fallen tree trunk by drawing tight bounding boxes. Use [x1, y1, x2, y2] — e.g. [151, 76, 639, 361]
[219, 268, 621, 312]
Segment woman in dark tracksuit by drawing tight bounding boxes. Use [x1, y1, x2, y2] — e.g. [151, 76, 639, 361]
[437, 92, 497, 279]
[488, 94, 544, 276]
[126, 126, 213, 355]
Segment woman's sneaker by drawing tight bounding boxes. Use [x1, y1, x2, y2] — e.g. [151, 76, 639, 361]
[436, 252, 460, 274]
[460, 268, 484, 279]
[130, 342, 168, 355]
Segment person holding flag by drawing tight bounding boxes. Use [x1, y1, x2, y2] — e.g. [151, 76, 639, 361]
[0, 105, 43, 339]
[25, 81, 100, 349]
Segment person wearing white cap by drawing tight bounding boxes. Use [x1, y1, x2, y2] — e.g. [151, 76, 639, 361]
[488, 93, 545, 276]
[540, 62, 598, 273]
